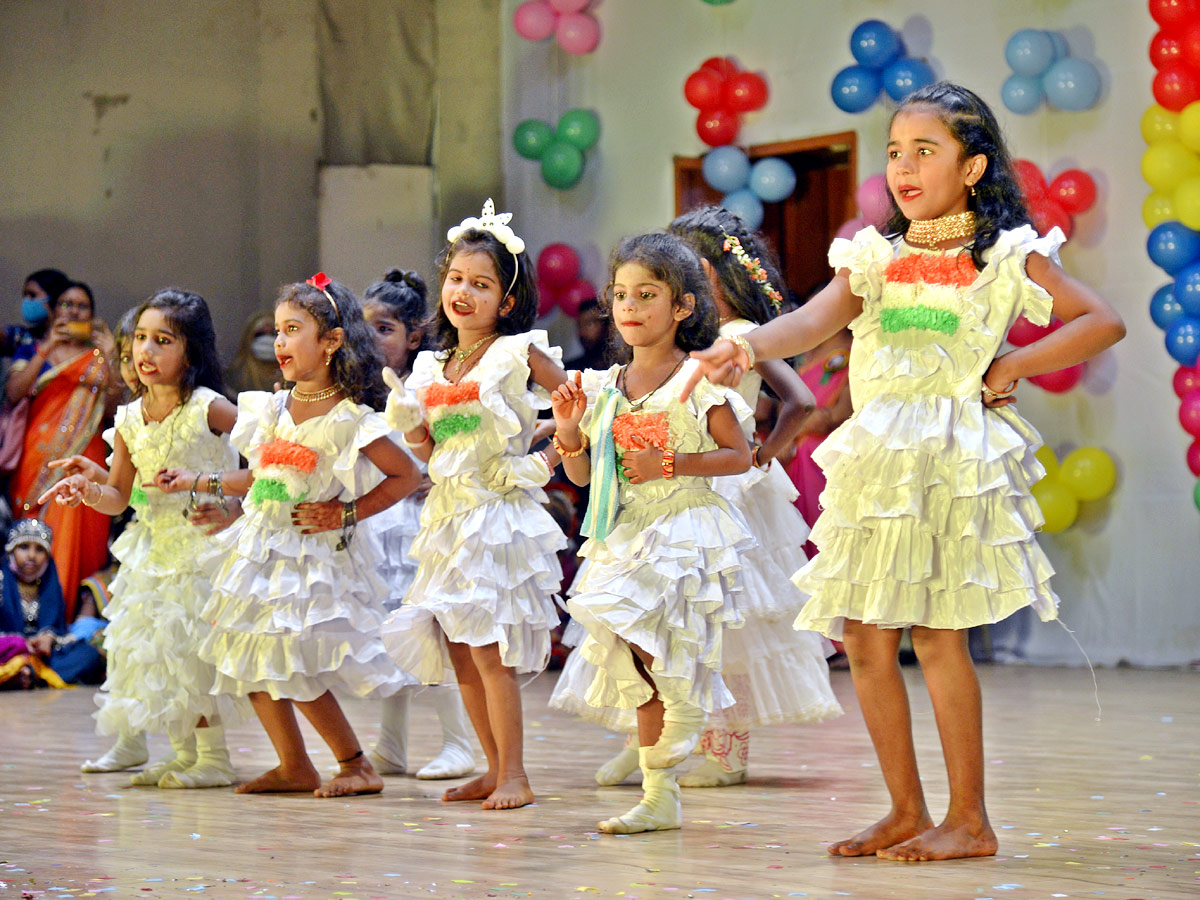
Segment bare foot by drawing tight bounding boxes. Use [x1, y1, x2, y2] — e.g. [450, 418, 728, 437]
[442, 773, 496, 802]
[234, 764, 321, 794]
[482, 775, 534, 810]
[877, 819, 998, 861]
[828, 809, 933, 857]
[316, 758, 384, 798]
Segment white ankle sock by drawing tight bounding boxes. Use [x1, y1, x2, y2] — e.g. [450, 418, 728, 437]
[370, 691, 411, 775]
[130, 733, 196, 786]
[416, 686, 475, 779]
[597, 747, 682, 834]
[643, 698, 706, 769]
[81, 732, 148, 773]
[594, 734, 640, 786]
[159, 726, 235, 789]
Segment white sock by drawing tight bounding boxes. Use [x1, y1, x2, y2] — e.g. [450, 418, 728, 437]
[416, 686, 476, 779]
[130, 733, 196, 786]
[679, 728, 749, 787]
[81, 732, 148, 773]
[595, 733, 641, 786]
[370, 690, 411, 776]
[159, 726, 236, 789]
[643, 697, 706, 769]
[597, 747, 682, 834]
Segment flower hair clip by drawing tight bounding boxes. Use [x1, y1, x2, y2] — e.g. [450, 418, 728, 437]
[722, 233, 783, 311]
[446, 199, 526, 294]
[306, 272, 340, 323]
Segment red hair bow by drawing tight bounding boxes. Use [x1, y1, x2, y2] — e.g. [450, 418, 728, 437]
[307, 272, 332, 291]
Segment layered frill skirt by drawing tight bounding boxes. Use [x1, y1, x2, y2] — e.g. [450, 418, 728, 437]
[365, 495, 423, 613]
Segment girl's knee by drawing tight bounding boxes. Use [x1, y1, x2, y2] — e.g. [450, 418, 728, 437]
[910, 627, 969, 664]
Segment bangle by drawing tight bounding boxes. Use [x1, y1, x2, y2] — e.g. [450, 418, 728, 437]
[186, 471, 203, 514]
[209, 471, 228, 513]
[403, 426, 431, 448]
[719, 335, 755, 371]
[537, 449, 551, 469]
[661, 447, 676, 480]
[981, 378, 1018, 400]
[336, 500, 358, 551]
[553, 432, 589, 458]
[751, 445, 768, 470]
[81, 481, 102, 507]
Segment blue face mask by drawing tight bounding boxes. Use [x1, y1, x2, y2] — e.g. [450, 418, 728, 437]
[21, 298, 49, 325]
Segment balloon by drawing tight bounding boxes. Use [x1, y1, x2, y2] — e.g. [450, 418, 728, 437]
[702, 146, 751, 193]
[1188, 439, 1200, 476]
[558, 278, 596, 318]
[1168, 316, 1200, 365]
[1151, 0, 1200, 29]
[724, 71, 769, 113]
[1174, 364, 1200, 398]
[1151, 28, 1185, 70]
[1153, 63, 1200, 111]
[856, 174, 892, 227]
[513, 0, 556, 41]
[748, 157, 797, 203]
[1012, 158, 1048, 203]
[540, 140, 584, 189]
[1030, 198, 1073, 239]
[537, 243, 580, 292]
[850, 20, 903, 69]
[1007, 315, 1059, 347]
[836, 216, 867, 240]
[696, 108, 740, 147]
[1042, 58, 1102, 111]
[1029, 364, 1084, 393]
[1177, 260, 1200, 316]
[1144, 190, 1177, 228]
[1147, 220, 1200, 274]
[1180, 389, 1200, 437]
[1178, 176, 1200, 231]
[556, 109, 600, 152]
[1032, 478, 1078, 533]
[1194, 476, 1200, 511]
[882, 57, 936, 103]
[548, 0, 589, 12]
[700, 56, 738, 79]
[684, 69, 725, 110]
[513, 119, 554, 160]
[1152, 283, 1186, 330]
[1048, 169, 1096, 215]
[830, 64, 881, 113]
[1060, 447, 1117, 501]
[1142, 104, 1180, 143]
[1181, 20, 1200, 69]
[1006, 28, 1057, 77]
[556, 12, 600, 54]
[1142, 140, 1200, 192]
[537, 286, 559, 318]
[1001, 74, 1044, 115]
[1180, 100, 1200, 151]
[1046, 30, 1069, 61]
[1035, 445, 1060, 479]
[722, 188, 764, 231]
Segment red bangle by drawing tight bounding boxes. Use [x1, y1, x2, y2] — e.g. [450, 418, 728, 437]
[661, 447, 676, 480]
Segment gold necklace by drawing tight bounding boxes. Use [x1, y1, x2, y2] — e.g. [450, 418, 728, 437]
[453, 332, 499, 362]
[619, 354, 687, 412]
[906, 210, 975, 247]
[291, 384, 341, 402]
[143, 398, 180, 423]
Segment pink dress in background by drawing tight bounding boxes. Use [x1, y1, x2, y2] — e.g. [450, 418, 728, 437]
[787, 347, 849, 558]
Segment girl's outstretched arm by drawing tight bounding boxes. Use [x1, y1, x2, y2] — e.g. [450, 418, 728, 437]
[528, 345, 570, 393]
[551, 370, 590, 487]
[38, 432, 136, 515]
[754, 358, 816, 466]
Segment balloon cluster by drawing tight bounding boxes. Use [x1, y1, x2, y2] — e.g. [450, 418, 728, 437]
[513, 109, 600, 191]
[1012, 158, 1098, 241]
[830, 20, 935, 114]
[1006, 315, 1086, 393]
[684, 56, 769, 148]
[1031, 445, 1118, 533]
[536, 243, 595, 319]
[513, 0, 600, 55]
[1001, 29, 1102, 114]
[1148, 0, 1200, 113]
[699, 146, 796, 231]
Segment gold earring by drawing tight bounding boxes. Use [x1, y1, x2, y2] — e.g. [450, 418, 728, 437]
[325, 350, 333, 365]
[969, 183, 977, 196]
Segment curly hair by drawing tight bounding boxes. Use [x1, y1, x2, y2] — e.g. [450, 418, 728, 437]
[133, 288, 225, 401]
[883, 81, 1033, 270]
[604, 232, 718, 353]
[668, 205, 785, 325]
[275, 279, 386, 410]
[429, 229, 538, 353]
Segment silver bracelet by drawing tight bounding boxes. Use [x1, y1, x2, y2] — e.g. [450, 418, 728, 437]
[335, 500, 357, 551]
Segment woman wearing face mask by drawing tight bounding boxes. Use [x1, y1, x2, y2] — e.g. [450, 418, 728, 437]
[225, 313, 283, 396]
[2, 269, 70, 367]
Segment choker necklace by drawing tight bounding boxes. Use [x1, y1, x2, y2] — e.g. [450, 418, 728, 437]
[453, 332, 499, 362]
[619, 354, 688, 412]
[906, 210, 976, 248]
[291, 384, 341, 402]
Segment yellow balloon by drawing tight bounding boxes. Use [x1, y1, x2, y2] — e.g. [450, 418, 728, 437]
[1142, 104, 1180, 144]
[1034, 445, 1059, 479]
[1059, 446, 1117, 502]
[1181, 102, 1200, 153]
[1143, 190, 1177, 228]
[1142, 141, 1200, 192]
[1032, 477, 1079, 533]
[1177, 176, 1200, 229]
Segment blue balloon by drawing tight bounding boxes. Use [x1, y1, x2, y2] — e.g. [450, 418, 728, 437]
[748, 157, 797, 203]
[830, 64, 882, 113]
[722, 188, 764, 231]
[1167, 316, 1200, 366]
[882, 57, 936, 102]
[1042, 58, 1102, 111]
[1151, 283, 1186, 331]
[702, 146, 751, 194]
[1148, 221, 1200, 275]
[1177, 263, 1200, 318]
[850, 19, 903, 69]
[1046, 30, 1069, 62]
[1001, 73, 1044, 115]
[1005, 29, 1057, 78]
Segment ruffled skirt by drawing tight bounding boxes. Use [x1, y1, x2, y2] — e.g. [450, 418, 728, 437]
[365, 495, 423, 612]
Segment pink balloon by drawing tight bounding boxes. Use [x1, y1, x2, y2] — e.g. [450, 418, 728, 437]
[537, 243, 580, 292]
[836, 216, 867, 240]
[559, 279, 597, 318]
[1006, 315, 1060, 347]
[1030, 364, 1085, 393]
[855, 174, 891, 228]
[555, 12, 600, 55]
[514, 0, 557, 41]
[549, 0, 590, 12]
[538, 286, 560, 318]
[1174, 364, 1200, 398]
[1181, 389, 1200, 437]
[1189, 439, 1200, 476]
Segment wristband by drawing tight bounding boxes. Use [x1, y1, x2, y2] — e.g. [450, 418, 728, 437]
[553, 432, 589, 458]
[661, 447, 676, 480]
[403, 426, 431, 448]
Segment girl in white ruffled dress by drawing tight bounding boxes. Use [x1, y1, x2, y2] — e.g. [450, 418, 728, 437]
[380, 201, 568, 811]
[44, 289, 247, 788]
[686, 83, 1125, 861]
[362, 268, 475, 781]
[550, 232, 754, 834]
[156, 275, 422, 798]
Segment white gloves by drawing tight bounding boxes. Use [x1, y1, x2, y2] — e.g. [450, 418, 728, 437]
[382, 366, 424, 433]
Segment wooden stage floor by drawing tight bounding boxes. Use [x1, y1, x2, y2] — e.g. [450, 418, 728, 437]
[2, 665, 1197, 900]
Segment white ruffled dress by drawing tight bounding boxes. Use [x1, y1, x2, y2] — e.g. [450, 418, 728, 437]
[793, 225, 1063, 640]
[364, 422, 425, 613]
[380, 332, 565, 681]
[96, 388, 249, 739]
[550, 361, 754, 721]
[198, 391, 416, 702]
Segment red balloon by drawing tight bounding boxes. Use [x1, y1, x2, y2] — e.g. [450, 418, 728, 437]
[1153, 63, 1200, 112]
[696, 108, 740, 147]
[537, 243, 581, 293]
[1012, 158, 1047, 204]
[1180, 21, 1200, 70]
[1175, 364, 1200, 398]
[1029, 364, 1085, 393]
[558, 278, 596, 318]
[1188, 439, 1200, 475]
[537, 286, 560, 318]
[1151, 28, 1185, 70]
[724, 72, 769, 113]
[700, 56, 739, 79]
[1181, 389, 1200, 437]
[1031, 198, 1073, 239]
[684, 69, 724, 110]
[1048, 169, 1097, 215]
[1006, 315, 1060, 347]
[1151, 0, 1200, 30]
